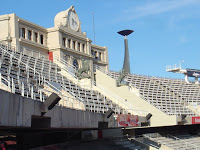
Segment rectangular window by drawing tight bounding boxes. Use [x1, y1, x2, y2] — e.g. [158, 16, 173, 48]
[40, 34, 44, 45]
[95, 51, 98, 59]
[21, 28, 25, 38]
[28, 30, 32, 40]
[78, 43, 80, 51]
[35, 33, 38, 42]
[82, 44, 85, 52]
[63, 38, 66, 47]
[99, 52, 101, 60]
[68, 39, 71, 48]
[91, 50, 94, 56]
[73, 41, 76, 50]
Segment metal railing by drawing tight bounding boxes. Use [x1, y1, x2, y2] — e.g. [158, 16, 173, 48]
[0, 42, 84, 110]
[53, 56, 147, 115]
[167, 134, 199, 150]
[53, 54, 77, 72]
[166, 63, 181, 71]
[95, 65, 197, 116]
[92, 81, 149, 116]
[53, 54, 77, 79]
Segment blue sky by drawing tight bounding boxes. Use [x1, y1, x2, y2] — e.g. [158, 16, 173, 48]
[1, 0, 200, 79]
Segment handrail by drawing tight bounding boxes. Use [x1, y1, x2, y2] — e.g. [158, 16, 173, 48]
[0, 42, 84, 106]
[42, 83, 84, 110]
[127, 78, 192, 116]
[166, 64, 181, 71]
[96, 64, 185, 81]
[0, 71, 83, 110]
[0, 73, 11, 92]
[54, 56, 143, 115]
[93, 80, 149, 116]
[53, 54, 78, 79]
[54, 54, 77, 71]
[167, 134, 199, 149]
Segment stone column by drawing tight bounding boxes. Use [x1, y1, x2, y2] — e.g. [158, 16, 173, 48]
[75, 41, 78, 51]
[86, 38, 91, 55]
[80, 43, 83, 52]
[38, 32, 41, 44]
[31, 30, 34, 41]
[71, 39, 73, 49]
[25, 28, 28, 39]
[65, 37, 68, 48]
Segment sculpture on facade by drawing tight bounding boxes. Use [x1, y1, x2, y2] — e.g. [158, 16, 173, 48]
[116, 69, 129, 87]
[75, 59, 91, 79]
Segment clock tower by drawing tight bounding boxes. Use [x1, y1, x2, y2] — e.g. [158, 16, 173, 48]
[54, 5, 81, 32]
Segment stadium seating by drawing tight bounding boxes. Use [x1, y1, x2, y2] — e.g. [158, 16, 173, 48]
[0, 43, 128, 115]
[95, 66, 197, 116]
[112, 138, 147, 150]
[143, 132, 199, 150]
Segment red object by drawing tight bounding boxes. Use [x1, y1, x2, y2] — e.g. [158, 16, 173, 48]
[0, 143, 6, 150]
[49, 52, 53, 62]
[192, 116, 200, 124]
[5, 141, 16, 145]
[98, 130, 103, 139]
[117, 114, 138, 127]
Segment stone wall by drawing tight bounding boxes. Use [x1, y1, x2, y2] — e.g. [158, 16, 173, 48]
[0, 89, 104, 128]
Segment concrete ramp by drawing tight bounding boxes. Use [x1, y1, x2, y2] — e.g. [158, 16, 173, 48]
[96, 70, 177, 127]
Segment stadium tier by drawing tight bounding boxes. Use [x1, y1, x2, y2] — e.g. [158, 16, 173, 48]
[96, 67, 198, 117]
[142, 132, 200, 149]
[0, 43, 130, 115]
[0, 6, 200, 129]
[1, 5, 200, 150]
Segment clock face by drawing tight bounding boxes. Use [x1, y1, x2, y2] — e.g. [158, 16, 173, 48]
[68, 11, 79, 31]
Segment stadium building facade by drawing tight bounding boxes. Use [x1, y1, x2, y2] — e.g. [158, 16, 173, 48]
[0, 6, 109, 77]
[0, 5, 200, 129]
[1, 5, 200, 150]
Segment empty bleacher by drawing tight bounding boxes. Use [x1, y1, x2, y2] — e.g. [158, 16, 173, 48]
[0, 42, 129, 115]
[112, 137, 147, 150]
[143, 132, 200, 150]
[95, 66, 197, 116]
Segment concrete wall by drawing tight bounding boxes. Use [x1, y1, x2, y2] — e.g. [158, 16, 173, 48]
[0, 89, 104, 128]
[95, 70, 177, 127]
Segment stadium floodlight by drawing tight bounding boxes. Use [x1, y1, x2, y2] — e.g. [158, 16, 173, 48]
[118, 29, 134, 74]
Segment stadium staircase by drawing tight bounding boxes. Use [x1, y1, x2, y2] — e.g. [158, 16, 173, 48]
[0, 42, 138, 116]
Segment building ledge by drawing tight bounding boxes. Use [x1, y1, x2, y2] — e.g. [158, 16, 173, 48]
[19, 38, 48, 50]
